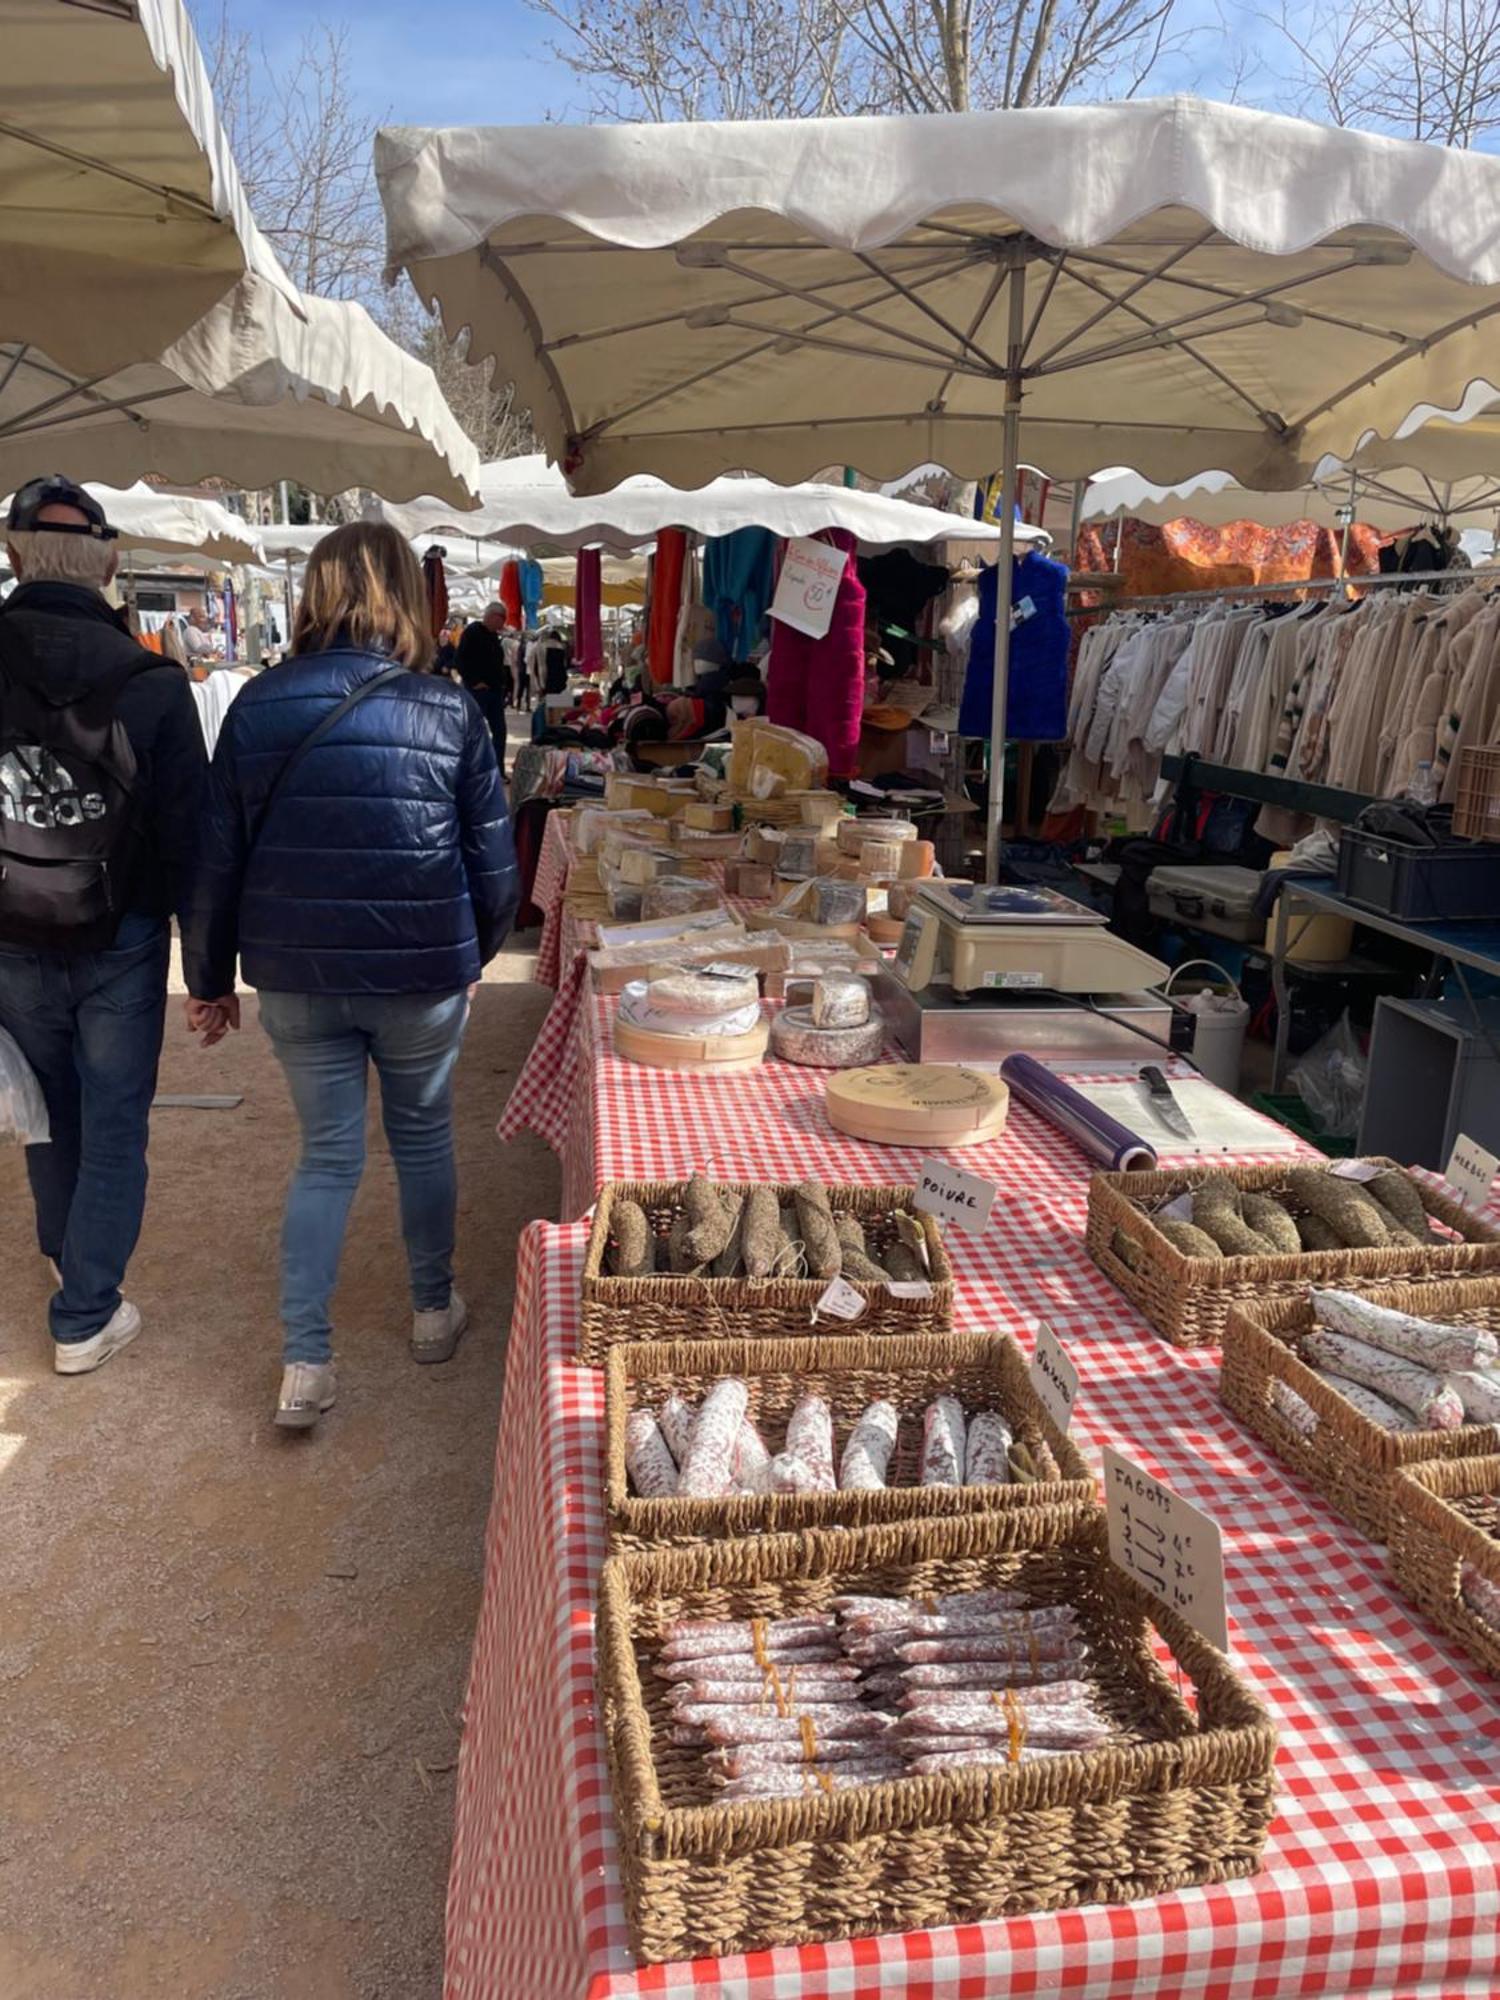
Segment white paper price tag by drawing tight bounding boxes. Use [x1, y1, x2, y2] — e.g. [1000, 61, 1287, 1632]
[1029, 1322, 1079, 1436]
[1330, 1159, 1382, 1183]
[1158, 1190, 1194, 1223]
[885, 1278, 934, 1300]
[1102, 1447, 1229, 1654]
[813, 1276, 869, 1323]
[1445, 1133, 1499, 1214]
[914, 1158, 997, 1232]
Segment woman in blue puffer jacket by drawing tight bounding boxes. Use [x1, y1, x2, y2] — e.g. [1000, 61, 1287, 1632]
[183, 522, 519, 1430]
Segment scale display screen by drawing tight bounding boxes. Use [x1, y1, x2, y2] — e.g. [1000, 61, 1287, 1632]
[919, 883, 1104, 927]
[894, 911, 928, 981]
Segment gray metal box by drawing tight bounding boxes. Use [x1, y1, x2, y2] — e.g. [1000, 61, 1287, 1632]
[1357, 994, 1500, 1169]
[874, 974, 1174, 1068]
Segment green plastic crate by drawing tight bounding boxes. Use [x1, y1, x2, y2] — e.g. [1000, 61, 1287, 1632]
[1250, 1091, 1356, 1158]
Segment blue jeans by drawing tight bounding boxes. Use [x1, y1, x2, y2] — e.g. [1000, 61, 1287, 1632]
[258, 989, 469, 1365]
[0, 913, 169, 1342]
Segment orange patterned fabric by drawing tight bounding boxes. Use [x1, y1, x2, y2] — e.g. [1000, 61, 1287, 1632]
[1076, 517, 1385, 596]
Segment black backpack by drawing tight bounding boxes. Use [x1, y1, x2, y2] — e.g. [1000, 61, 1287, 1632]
[0, 621, 150, 953]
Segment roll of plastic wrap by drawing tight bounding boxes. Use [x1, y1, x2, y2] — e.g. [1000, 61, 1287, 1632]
[999, 1052, 1158, 1173]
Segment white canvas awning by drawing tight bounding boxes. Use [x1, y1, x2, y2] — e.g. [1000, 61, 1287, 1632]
[1, 0, 301, 375]
[0, 278, 480, 505]
[381, 452, 1035, 553]
[378, 97, 1500, 496]
[377, 96, 1500, 867]
[1078, 464, 1500, 534]
[75, 482, 264, 564]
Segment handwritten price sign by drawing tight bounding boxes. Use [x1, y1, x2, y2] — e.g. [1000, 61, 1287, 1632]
[1102, 1447, 1229, 1653]
[770, 535, 847, 640]
[1028, 1322, 1078, 1435]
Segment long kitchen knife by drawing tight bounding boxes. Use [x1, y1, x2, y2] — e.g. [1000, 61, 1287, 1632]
[1138, 1065, 1196, 1140]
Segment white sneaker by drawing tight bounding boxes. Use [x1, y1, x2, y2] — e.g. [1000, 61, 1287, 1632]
[275, 1361, 337, 1430]
[411, 1290, 468, 1365]
[53, 1300, 142, 1376]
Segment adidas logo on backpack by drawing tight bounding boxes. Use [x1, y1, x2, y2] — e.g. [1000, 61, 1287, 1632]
[0, 633, 145, 953]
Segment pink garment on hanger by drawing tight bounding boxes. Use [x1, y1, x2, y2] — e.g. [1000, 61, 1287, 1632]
[574, 547, 603, 675]
[766, 528, 866, 778]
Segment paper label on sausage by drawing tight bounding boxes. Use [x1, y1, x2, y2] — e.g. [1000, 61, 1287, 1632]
[813, 1276, 869, 1323]
[1330, 1159, 1382, 1183]
[1446, 1133, 1499, 1214]
[885, 1278, 934, 1300]
[1102, 1447, 1229, 1654]
[1158, 1191, 1194, 1222]
[914, 1160, 996, 1232]
[1029, 1322, 1079, 1436]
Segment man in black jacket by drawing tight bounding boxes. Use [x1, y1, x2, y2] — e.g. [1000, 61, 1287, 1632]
[0, 477, 207, 1374]
[455, 602, 510, 760]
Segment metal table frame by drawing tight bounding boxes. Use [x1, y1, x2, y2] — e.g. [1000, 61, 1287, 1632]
[1270, 876, 1500, 1089]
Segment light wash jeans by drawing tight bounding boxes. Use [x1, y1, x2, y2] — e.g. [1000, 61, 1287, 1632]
[0, 912, 169, 1342]
[258, 989, 469, 1365]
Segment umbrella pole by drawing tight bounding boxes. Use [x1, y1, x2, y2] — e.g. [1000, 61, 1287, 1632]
[983, 261, 1026, 882]
[1337, 470, 1357, 579]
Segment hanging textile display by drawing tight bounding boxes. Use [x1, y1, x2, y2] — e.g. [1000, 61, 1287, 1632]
[498, 558, 524, 629]
[648, 527, 689, 684]
[766, 527, 866, 780]
[959, 547, 1070, 742]
[702, 527, 776, 662]
[574, 546, 604, 675]
[518, 557, 544, 628]
[421, 546, 449, 638]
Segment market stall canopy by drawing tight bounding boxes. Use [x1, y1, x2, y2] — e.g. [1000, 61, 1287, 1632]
[1079, 464, 1500, 534]
[381, 453, 1038, 553]
[378, 96, 1500, 496]
[68, 481, 265, 564]
[0, 277, 481, 504]
[1, 0, 301, 376]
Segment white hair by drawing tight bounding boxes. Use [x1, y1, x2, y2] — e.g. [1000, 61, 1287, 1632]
[7, 527, 117, 590]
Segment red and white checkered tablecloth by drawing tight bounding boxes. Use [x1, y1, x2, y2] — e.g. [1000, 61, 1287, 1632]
[449, 1196, 1500, 2000]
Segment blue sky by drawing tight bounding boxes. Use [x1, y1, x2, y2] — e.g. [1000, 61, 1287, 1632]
[193, 0, 579, 130]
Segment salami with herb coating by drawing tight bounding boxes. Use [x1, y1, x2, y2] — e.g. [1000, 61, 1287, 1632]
[625, 1410, 678, 1497]
[964, 1409, 1014, 1486]
[838, 1400, 899, 1491]
[1301, 1328, 1464, 1428]
[784, 1394, 836, 1491]
[677, 1378, 751, 1494]
[920, 1396, 967, 1486]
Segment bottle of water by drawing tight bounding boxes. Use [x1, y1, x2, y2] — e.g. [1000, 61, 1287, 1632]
[1408, 760, 1438, 807]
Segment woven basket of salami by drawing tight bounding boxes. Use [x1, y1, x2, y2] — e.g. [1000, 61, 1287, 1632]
[596, 1505, 1277, 1964]
[605, 1331, 1095, 1547]
[1086, 1158, 1500, 1349]
[1219, 1278, 1500, 1540]
[1387, 1454, 1500, 1677]
[578, 1177, 953, 1365]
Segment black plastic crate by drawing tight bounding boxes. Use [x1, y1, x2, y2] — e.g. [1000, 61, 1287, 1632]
[1336, 822, 1500, 923]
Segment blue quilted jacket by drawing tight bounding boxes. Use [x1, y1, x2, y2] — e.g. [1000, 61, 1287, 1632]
[183, 647, 518, 998]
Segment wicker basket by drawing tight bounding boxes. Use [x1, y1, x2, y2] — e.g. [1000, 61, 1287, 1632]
[604, 1331, 1096, 1547]
[597, 1507, 1277, 1964]
[1087, 1159, 1500, 1349]
[579, 1180, 953, 1365]
[1453, 745, 1500, 842]
[1219, 1279, 1500, 1539]
[1388, 1454, 1500, 1677]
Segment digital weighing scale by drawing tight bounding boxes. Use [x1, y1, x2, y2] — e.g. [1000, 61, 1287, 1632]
[877, 882, 1174, 1066]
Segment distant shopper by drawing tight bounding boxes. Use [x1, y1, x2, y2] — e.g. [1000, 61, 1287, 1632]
[455, 601, 510, 756]
[0, 476, 206, 1373]
[181, 607, 214, 663]
[183, 522, 519, 1431]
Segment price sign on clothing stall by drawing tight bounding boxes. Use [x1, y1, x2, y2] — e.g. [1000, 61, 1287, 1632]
[770, 536, 846, 639]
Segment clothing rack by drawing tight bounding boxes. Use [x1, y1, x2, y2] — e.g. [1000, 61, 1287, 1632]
[1161, 752, 1375, 825]
[1065, 565, 1498, 616]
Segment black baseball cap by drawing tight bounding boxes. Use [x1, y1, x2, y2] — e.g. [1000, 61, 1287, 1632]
[6, 475, 116, 538]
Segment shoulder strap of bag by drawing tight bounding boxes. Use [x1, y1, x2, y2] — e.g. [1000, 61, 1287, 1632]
[249, 664, 407, 852]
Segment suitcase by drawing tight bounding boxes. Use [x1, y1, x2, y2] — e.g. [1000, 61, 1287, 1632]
[1146, 864, 1266, 943]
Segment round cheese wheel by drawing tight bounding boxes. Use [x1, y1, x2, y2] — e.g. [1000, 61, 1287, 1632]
[825, 1064, 1010, 1147]
[646, 968, 759, 1017]
[770, 1007, 885, 1069]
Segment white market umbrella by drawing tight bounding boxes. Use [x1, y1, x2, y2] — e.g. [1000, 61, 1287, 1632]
[378, 96, 1500, 869]
[1, 0, 300, 376]
[381, 453, 1036, 554]
[0, 276, 480, 505]
[79, 482, 264, 564]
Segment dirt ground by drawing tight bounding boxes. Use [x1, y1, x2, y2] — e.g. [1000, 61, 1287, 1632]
[0, 926, 558, 1999]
